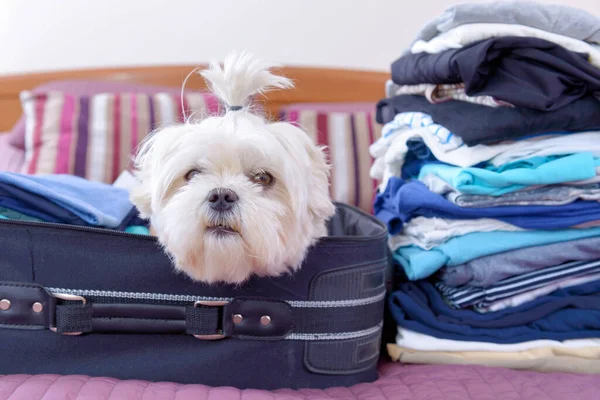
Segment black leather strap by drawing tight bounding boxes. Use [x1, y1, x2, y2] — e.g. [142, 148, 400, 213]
[223, 297, 294, 340]
[0, 281, 384, 340]
[0, 282, 55, 330]
[53, 303, 223, 336]
[52, 296, 383, 339]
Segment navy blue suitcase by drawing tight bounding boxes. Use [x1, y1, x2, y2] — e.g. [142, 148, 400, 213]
[0, 203, 388, 390]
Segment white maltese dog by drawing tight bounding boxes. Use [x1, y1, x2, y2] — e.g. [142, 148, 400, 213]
[131, 52, 336, 284]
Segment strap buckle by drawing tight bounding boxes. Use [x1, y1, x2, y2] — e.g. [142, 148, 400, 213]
[49, 292, 87, 336]
[193, 300, 228, 340]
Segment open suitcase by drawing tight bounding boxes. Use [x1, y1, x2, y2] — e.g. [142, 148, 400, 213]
[0, 202, 388, 390]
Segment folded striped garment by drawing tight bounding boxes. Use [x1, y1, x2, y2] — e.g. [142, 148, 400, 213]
[435, 259, 600, 309]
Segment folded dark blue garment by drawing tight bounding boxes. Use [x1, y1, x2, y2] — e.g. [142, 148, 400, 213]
[115, 207, 150, 231]
[376, 95, 600, 146]
[392, 36, 600, 111]
[400, 139, 476, 179]
[390, 279, 600, 343]
[0, 184, 86, 225]
[0, 173, 140, 230]
[375, 177, 600, 234]
[0, 172, 134, 228]
[0, 181, 143, 231]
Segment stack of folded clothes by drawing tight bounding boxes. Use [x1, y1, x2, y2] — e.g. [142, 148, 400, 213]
[0, 172, 148, 234]
[372, 1, 600, 374]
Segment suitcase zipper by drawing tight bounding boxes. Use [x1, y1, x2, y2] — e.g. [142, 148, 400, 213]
[0, 218, 155, 240]
[0, 217, 387, 242]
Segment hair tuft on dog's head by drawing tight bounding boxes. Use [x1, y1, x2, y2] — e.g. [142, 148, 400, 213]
[199, 51, 294, 111]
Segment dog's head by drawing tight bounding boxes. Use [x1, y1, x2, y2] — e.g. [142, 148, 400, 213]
[131, 52, 335, 284]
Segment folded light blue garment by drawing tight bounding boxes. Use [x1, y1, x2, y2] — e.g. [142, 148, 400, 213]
[125, 226, 151, 235]
[418, 153, 600, 196]
[393, 227, 600, 281]
[0, 172, 133, 228]
[412, 0, 600, 46]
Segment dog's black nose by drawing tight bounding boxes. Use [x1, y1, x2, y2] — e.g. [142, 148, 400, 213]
[207, 188, 239, 212]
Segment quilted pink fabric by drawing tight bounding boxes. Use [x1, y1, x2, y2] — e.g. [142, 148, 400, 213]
[1, 363, 599, 400]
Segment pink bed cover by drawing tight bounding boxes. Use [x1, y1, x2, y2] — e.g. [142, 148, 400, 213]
[1, 362, 599, 400]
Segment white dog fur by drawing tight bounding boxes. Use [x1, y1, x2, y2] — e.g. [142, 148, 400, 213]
[131, 52, 336, 284]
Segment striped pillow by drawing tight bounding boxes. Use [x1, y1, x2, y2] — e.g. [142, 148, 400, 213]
[20, 91, 219, 183]
[280, 106, 381, 213]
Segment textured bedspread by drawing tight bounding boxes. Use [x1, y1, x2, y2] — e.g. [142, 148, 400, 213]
[1, 363, 599, 400]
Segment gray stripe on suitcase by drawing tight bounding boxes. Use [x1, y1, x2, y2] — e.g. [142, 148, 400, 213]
[286, 322, 382, 341]
[46, 287, 385, 308]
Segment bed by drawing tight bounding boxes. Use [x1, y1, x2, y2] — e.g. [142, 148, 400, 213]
[0, 64, 389, 132]
[1, 65, 599, 399]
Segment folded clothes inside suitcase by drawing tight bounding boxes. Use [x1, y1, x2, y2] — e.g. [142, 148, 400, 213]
[0, 202, 388, 390]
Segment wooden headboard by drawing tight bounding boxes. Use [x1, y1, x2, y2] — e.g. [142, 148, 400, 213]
[0, 65, 388, 132]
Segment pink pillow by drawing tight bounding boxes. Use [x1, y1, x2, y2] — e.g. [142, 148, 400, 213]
[9, 79, 198, 149]
[0, 134, 25, 172]
[20, 90, 219, 183]
[280, 103, 381, 213]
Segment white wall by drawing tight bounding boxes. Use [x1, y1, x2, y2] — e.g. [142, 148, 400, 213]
[0, 0, 599, 75]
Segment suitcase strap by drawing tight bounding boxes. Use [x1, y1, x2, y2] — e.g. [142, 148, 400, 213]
[0, 282, 384, 341]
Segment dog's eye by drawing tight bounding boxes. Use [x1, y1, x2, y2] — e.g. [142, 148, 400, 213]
[252, 172, 274, 186]
[184, 169, 202, 181]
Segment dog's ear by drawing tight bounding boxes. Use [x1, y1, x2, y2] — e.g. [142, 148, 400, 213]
[268, 122, 336, 222]
[129, 131, 161, 219]
[304, 143, 337, 222]
[130, 180, 152, 218]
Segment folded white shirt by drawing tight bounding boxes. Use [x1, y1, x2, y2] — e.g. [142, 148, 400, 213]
[370, 127, 600, 192]
[371, 127, 515, 189]
[411, 23, 600, 68]
[389, 216, 522, 251]
[396, 326, 600, 352]
[489, 132, 600, 167]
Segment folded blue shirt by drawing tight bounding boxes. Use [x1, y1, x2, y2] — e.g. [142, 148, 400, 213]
[418, 153, 600, 196]
[0, 173, 134, 228]
[389, 279, 600, 343]
[394, 227, 600, 280]
[374, 177, 600, 234]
